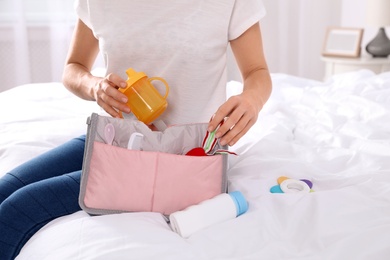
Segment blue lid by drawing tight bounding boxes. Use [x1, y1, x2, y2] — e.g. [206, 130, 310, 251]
[229, 191, 248, 216]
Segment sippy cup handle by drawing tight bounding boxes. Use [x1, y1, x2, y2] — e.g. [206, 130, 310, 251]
[148, 77, 169, 99]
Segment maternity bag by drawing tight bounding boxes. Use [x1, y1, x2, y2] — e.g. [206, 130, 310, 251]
[79, 113, 229, 215]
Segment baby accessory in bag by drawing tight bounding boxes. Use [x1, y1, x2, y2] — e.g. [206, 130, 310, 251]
[79, 113, 229, 216]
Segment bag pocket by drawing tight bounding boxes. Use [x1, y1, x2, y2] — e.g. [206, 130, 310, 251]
[83, 141, 157, 212]
[82, 141, 225, 215]
[153, 152, 223, 215]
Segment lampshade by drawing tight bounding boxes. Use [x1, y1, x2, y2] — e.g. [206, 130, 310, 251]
[366, 0, 390, 27]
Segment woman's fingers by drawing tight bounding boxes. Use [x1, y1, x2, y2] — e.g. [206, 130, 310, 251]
[94, 73, 130, 118]
[208, 94, 259, 146]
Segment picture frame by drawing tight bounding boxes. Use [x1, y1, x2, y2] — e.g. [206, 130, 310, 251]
[322, 27, 364, 58]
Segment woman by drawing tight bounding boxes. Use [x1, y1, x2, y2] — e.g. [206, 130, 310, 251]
[0, 1, 271, 259]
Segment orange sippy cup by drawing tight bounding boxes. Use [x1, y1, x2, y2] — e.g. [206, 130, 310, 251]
[119, 68, 169, 125]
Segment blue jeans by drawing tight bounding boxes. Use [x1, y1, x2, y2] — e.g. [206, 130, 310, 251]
[0, 135, 86, 260]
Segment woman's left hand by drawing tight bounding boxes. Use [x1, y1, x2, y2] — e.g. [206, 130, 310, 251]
[208, 89, 261, 147]
[208, 22, 272, 147]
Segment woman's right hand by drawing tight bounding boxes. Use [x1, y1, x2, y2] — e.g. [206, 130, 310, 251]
[93, 73, 131, 118]
[63, 20, 131, 118]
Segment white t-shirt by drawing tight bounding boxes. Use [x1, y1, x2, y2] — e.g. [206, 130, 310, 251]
[75, 0, 266, 125]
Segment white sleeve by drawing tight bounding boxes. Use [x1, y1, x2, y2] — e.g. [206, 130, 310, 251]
[228, 0, 267, 40]
[74, 0, 92, 29]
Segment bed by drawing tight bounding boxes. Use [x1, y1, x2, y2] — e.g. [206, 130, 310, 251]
[1, 70, 390, 259]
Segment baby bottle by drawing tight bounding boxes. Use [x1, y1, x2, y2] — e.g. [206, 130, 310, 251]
[169, 191, 248, 238]
[119, 68, 169, 125]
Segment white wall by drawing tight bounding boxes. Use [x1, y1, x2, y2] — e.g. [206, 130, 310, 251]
[0, 0, 77, 92]
[1, 0, 388, 91]
[259, 0, 342, 81]
[256, 0, 389, 81]
[341, 0, 389, 54]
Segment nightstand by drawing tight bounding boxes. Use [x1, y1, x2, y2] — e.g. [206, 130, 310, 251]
[321, 56, 390, 80]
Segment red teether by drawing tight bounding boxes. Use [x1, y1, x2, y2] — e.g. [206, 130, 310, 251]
[185, 147, 207, 156]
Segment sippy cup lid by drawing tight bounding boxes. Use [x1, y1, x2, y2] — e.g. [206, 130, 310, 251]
[125, 68, 147, 87]
[229, 191, 248, 216]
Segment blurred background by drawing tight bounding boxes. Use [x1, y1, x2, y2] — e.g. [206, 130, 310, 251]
[0, 0, 387, 92]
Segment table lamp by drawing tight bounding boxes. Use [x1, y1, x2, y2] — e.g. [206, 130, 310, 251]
[365, 0, 390, 57]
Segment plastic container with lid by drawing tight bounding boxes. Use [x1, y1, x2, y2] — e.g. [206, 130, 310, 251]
[169, 191, 249, 238]
[119, 68, 169, 125]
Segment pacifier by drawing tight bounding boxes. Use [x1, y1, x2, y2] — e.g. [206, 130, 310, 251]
[270, 176, 314, 193]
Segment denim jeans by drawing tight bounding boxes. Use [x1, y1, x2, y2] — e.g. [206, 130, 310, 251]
[0, 135, 86, 260]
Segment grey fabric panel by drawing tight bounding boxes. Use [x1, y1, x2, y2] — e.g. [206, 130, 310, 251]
[92, 113, 226, 154]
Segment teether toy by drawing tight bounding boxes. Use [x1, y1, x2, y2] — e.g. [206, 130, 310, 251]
[280, 179, 310, 193]
[270, 176, 314, 193]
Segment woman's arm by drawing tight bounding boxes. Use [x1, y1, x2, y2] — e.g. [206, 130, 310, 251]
[208, 22, 272, 146]
[62, 19, 130, 118]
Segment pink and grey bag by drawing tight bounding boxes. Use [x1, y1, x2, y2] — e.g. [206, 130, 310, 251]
[79, 113, 228, 215]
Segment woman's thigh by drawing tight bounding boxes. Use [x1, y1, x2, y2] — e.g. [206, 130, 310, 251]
[0, 170, 82, 260]
[0, 135, 85, 203]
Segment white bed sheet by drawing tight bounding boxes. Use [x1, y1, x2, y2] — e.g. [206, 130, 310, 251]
[1, 70, 390, 259]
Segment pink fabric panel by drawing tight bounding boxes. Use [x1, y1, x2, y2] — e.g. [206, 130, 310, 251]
[152, 153, 223, 215]
[84, 142, 156, 212]
[83, 142, 223, 214]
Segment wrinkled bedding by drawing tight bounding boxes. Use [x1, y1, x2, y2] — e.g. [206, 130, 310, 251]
[1, 70, 389, 260]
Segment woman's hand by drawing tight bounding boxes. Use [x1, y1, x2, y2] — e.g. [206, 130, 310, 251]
[208, 22, 272, 147]
[63, 20, 131, 118]
[93, 73, 131, 118]
[208, 89, 262, 147]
